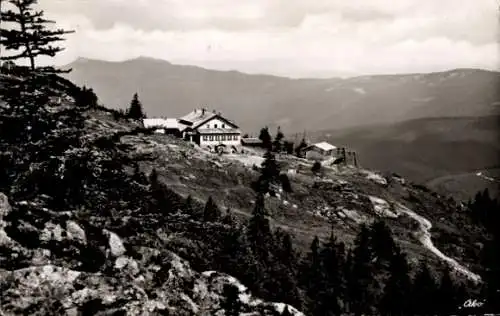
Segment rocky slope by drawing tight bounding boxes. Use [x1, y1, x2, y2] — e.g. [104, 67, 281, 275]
[0, 192, 303, 315]
[0, 75, 304, 315]
[119, 129, 485, 282]
[0, 73, 489, 315]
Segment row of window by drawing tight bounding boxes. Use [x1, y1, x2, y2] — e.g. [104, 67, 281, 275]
[206, 123, 225, 129]
[202, 135, 238, 141]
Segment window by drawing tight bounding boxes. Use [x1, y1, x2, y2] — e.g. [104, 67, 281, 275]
[234, 135, 238, 140]
[222, 124, 225, 128]
[206, 124, 210, 128]
[203, 135, 208, 141]
[214, 124, 218, 128]
[209, 135, 214, 141]
[222, 135, 226, 141]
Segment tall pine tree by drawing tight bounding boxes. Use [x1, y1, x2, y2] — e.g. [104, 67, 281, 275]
[259, 127, 272, 150]
[246, 193, 273, 263]
[295, 138, 308, 157]
[127, 93, 146, 120]
[370, 220, 397, 266]
[0, 0, 74, 73]
[317, 232, 346, 315]
[254, 150, 280, 194]
[203, 196, 221, 222]
[273, 126, 284, 152]
[436, 266, 459, 314]
[411, 262, 439, 315]
[269, 229, 302, 308]
[348, 225, 376, 316]
[379, 246, 412, 316]
[300, 236, 324, 313]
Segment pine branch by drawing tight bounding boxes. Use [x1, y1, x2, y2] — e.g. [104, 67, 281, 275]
[1, 0, 73, 73]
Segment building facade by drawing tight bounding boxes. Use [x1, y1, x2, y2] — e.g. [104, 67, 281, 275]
[304, 141, 337, 161]
[178, 109, 241, 151]
[143, 109, 242, 151]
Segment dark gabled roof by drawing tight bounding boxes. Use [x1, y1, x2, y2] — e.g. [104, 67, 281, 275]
[179, 109, 239, 130]
[179, 109, 216, 127]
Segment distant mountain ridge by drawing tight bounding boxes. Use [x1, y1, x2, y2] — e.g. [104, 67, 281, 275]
[312, 115, 500, 200]
[64, 57, 500, 134]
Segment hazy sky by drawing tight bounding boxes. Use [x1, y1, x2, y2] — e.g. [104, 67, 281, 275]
[27, 0, 500, 77]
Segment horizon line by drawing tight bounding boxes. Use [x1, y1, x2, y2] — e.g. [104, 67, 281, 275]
[63, 55, 500, 80]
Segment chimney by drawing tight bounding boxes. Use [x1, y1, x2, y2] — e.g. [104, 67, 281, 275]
[202, 108, 205, 115]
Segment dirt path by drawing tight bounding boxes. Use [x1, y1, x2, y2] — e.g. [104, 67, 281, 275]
[397, 204, 482, 283]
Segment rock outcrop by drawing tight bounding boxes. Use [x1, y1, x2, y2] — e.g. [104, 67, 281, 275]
[0, 193, 304, 315]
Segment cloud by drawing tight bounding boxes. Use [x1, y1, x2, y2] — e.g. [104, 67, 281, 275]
[30, 0, 500, 77]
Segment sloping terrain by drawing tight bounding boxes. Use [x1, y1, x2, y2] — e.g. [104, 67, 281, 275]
[64, 57, 500, 133]
[0, 73, 492, 315]
[0, 75, 304, 316]
[119, 129, 485, 280]
[313, 116, 500, 200]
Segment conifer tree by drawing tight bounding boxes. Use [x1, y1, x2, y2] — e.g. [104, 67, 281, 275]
[349, 225, 376, 316]
[75, 86, 98, 108]
[254, 150, 281, 194]
[184, 195, 202, 218]
[370, 219, 396, 265]
[411, 262, 439, 315]
[317, 233, 345, 315]
[259, 127, 272, 150]
[269, 229, 302, 308]
[300, 236, 324, 312]
[0, 0, 74, 73]
[283, 141, 294, 155]
[379, 246, 412, 316]
[274, 229, 297, 267]
[127, 93, 146, 120]
[215, 223, 257, 283]
[203, 196, 221, 222]
[149, 169, 159, 186]
[295, 138, 308, 157]
[273, 126, 284, 152]
[436, 266, 459, 314]
[483, 232, 500, 312]
[246, 193, 273, 263]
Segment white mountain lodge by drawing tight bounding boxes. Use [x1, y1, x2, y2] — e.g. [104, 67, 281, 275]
[143, 108, 242, 152]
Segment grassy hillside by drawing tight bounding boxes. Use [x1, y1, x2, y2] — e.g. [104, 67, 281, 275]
[64, 58, 500, 133]
[313, 116, 500, 200]
[1, 72, 495, 315]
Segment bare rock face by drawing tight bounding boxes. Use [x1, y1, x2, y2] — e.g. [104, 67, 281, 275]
[0, 193, 304, 315]
[65, 221, 87, 245]
[103, 229, 127, 257]
[39, 222, 64, 243]
[0, 245, 304, 315]
[0, 193, 14, 246]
